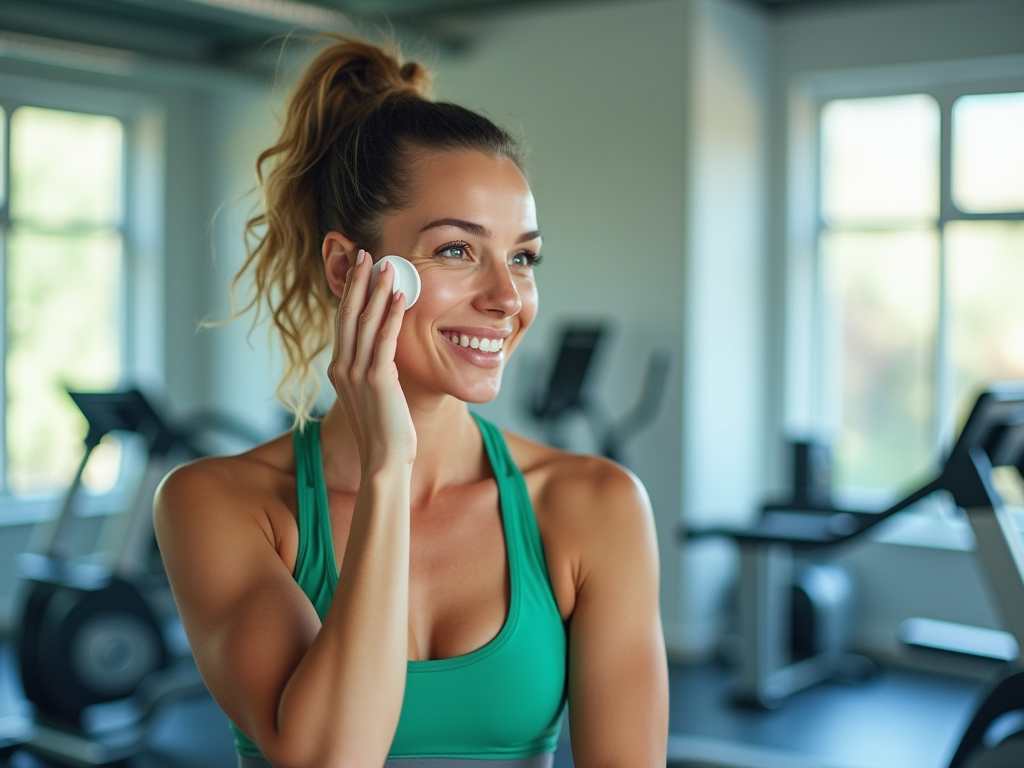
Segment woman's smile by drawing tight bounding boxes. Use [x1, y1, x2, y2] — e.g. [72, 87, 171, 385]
[437, 326, 511, 369]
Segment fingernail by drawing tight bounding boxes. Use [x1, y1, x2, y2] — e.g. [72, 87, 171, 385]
[381, 261, 389, 273]
[356, 250, 365, 266]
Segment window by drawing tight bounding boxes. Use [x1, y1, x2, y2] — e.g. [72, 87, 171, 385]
[815, 84, 1024, 496]
[2, 105, 125, 498]
[0, 75, 160, 517]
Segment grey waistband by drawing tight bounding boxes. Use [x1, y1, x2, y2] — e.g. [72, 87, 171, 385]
[239, 754, 554, 768]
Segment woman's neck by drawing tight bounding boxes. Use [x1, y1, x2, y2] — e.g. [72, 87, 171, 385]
[317, 391, 488, 506]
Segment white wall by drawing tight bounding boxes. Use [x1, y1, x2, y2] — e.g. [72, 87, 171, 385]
[205, 86, 288, 437]
[679, 0, 770, 656]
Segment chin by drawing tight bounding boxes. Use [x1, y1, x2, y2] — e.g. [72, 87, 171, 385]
[461, 384, 502, 404]
[397, 364, 504, 404]
[447, 372, 503, 404]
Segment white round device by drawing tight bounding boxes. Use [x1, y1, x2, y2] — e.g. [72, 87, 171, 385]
[369, 255, 421, 308]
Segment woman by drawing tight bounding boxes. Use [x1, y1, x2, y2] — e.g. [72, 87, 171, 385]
[154, 36, 667, 768]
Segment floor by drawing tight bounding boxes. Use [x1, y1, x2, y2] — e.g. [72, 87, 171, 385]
[0, 639, 990, 768]
[664, 659, 984, 768]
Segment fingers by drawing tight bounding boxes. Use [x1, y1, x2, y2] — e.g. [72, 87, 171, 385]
[353, 260, 397, 371]
[371, 290, 407, 373]
[333, 249, 369, 371]
[331, 250, 404, 386]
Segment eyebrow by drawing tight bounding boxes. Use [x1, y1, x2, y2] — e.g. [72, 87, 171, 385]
[419, 217, 542, 244]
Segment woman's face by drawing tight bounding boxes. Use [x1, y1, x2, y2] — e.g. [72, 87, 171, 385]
[374, 149, 541, 404]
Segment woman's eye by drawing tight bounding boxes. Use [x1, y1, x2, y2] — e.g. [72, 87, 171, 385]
[511, 251, 541, 268]
[437, 243, 468, 259]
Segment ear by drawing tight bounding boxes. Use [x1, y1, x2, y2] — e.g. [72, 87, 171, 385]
[322, 231, 360, 298]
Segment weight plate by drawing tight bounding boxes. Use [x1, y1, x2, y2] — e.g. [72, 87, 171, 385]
[30, 578, 168, 723]
[71, 612, 161, 695]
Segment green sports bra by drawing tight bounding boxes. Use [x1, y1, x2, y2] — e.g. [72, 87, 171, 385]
[230, 414, 568, 761]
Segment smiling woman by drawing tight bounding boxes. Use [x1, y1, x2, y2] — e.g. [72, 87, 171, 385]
[153, 35, 667, 768]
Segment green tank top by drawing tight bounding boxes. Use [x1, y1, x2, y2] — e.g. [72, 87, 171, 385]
[231, 413, 567, 760]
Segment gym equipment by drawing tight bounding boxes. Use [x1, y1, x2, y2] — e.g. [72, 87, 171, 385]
[688, 436, 872, 712]
[0, 713, 30, 762]
[9, 388, 262, 767]
[691, 437, 874, 708]
[692, 384, 1024, 766]
[523, 323, 672, 463]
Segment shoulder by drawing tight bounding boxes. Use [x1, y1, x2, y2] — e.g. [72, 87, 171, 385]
[504, 429, 652, 529]
[154, 433, 295, 535]
[502, 429, 657, 590]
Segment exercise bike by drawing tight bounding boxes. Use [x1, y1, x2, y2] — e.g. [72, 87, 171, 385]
[4, 388, 263, 767]
[522, 323, 672, 463]
[691, 384, 1024, 766]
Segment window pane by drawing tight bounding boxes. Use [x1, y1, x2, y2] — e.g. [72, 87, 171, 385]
[9, 107, 123, 228]
[947, 222, 1024, 421]
[821, 95, 939, 225]
[952, 92, 1024, 213]
[822, 230, 938, 491]
[6, 229, 122, 495]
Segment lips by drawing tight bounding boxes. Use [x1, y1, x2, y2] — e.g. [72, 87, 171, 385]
[438, 330, 506, 369]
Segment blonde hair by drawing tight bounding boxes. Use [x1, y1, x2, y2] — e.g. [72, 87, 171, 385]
[231, 36, 521, 427]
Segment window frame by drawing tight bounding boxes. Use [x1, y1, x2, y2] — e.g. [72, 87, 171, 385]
[0, 72, 164, 523]
[784, 54, 1024, 515]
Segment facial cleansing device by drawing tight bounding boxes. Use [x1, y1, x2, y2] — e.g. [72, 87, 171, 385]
[369, 255, 422, 308]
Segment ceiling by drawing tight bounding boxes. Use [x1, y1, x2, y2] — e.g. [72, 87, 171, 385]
[0, 0, 920, 75]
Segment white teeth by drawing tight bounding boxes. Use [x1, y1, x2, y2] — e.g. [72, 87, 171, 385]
[443, 332, 505, 353]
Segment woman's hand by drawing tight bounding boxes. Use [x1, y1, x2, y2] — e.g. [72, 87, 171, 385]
[328, 249, 417, 469]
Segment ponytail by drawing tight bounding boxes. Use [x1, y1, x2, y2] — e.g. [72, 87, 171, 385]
[230, 36, 521, 427]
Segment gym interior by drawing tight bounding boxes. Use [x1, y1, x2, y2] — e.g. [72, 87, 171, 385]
[0, 0, 1023, 766]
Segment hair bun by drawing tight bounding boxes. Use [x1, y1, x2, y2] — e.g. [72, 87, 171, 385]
[324, 38, 431, 106]
[399, 61, 431, 94]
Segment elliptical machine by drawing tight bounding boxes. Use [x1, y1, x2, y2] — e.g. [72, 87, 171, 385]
[6, 388, 262, 767]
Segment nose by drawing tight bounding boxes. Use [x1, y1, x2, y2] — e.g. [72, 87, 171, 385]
[474, 258, 522, 318]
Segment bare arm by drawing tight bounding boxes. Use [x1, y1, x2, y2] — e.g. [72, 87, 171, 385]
[560, 463, 668, 767]
[155, 461, 410, 768]
[156, 252, 415, 768]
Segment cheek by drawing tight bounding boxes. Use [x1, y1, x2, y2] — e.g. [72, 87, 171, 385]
[402, 272, 460, 342]
[416, 266, 469, 309]
[518, 280, 539, 326]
